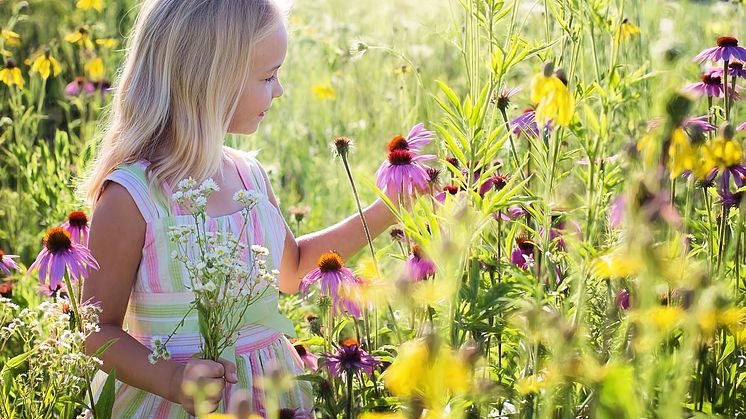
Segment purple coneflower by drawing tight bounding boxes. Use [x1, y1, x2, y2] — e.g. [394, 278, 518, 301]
[386, 123, 435, 153]
[300, 252, 359, 315]
[716, 164, 746, 208]
[738, 121, 746, 131]
[405, 245, 436, 281]
[510, 236, 536, 269]
[62, 211, 90, 245]
[324, 338, 379, 378]
[710, 61, 746, 80]
[64, 76, 95, 96]
[616, 288, 631, 310]
[683, 69, 735, 98]
[684, 115, 717, 132]
[376, 149, 435, 195]
[496, 206, 528, 221]
[435, 185, 460, 203]
[694, 36, 746, 63]
[0, 249, 20, 276]
[510, 108, 540, 138]
[478, 174, 507, 196]
[495, 86, 521, 111]
[293, 342, 320, 371]
[0, 281, 12, 298]
[27, 227, 99, 293]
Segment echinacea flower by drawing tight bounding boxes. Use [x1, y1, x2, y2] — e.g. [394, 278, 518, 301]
[30, 50, 61, 80]
[376, 149, 435, 195]
[716, 165, 746, 208]
[738, 121, 746, 131]
[27, 227, 99, 294]
[64, 76, 96, 96]
[435, 185, 460, 203]
[694, 36, 746, 63]
[478, 174, 507, 196]
[293, 342, 320, 371]
[0, 59, 24, 89]
[386, 123, 435, 153]
[510, 108, 541, 138]
[684, 115, 717, 132]
[531, 63, 575, 127]
[616, 288, 631, 310]
[510, 236, 535, 269]
[405, 245, 436, 281]
[0, 249, 20, 276]
[324, 338, 379, 378]
[300, 251, 359, 314]
[63, 211, 90, 245]
[710, 61, 746, 80]
[494, 86, 521, 111]
[0, 281, 12, 298]
[683, 69, 735, 98]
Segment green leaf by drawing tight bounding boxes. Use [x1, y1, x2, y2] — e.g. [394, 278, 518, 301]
[94, 369, 117, 419]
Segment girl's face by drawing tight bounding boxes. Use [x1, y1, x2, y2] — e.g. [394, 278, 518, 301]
[228, 23, 287, 135]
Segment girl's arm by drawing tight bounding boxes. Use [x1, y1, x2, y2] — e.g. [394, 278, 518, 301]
[256, 165, 398, 293]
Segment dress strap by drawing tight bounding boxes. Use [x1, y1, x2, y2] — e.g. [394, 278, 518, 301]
[225, 148, 267, 196]
[101, 161, 170, 222]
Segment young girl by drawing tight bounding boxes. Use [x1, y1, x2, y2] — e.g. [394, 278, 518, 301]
[80, 0, 397, 417]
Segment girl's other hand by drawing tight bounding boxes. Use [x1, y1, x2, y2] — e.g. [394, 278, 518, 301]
[170, 358, 238, 415]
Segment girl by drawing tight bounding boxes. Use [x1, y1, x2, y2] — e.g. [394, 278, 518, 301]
[80, 0, 397, 417]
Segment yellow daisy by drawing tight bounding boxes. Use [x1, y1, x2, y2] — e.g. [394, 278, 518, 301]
[0, 59, 24, 89]
[65, 27, 95, 50]
[76, 0, 104, 11]
[667, 128, 698, 179]
[1, 29, 21, 47]
[95, 38, 119, 48]
[618, 18, 641, 42]
[84, 57, 105, 80]
[311, 84, 337, 100]
[530, 65, 575, 127]
[30, 51, 61, 80]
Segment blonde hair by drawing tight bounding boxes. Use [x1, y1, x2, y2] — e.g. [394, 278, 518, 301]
[79, 0, 286, 208]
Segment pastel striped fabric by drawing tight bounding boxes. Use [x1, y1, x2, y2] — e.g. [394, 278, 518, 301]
[90, 147, 313, 418]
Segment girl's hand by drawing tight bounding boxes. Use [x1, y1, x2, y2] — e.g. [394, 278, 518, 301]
[170, 358, 238, 415]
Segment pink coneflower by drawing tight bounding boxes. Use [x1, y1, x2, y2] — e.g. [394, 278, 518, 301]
[510, 108, 541, 138]
[495, 86, 521, 111]
[27, 227, 99, 293]
[405, 245, 436, 281]
[0, 281, 12, 298]
[324, 338, 379, 378]
[62, 211, 90, 245]
[376, 149, 435, 195]
[694, 36, 746, 63]
[496, 206, 528, 221]
[300, 251, 359, 313]
[738, 121, 746, 131]
[683, 69, 735, 98]
[510, 236, 535, 269]
[386, 123, 435, 153]
[435, 185, 460, 203]
[0, 249, 20, 276]
[710, 61, 746, 80]
[64, 76, 95, 96]
[293, 342, 320, 371]
[684, 115, 717, 132]
[478, 175, 507, 196]
[616, 288, 630, 310]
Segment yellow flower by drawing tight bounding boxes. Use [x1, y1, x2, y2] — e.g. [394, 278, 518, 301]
[516, 375, 546, 395]
[359, 413, 406, 419]
[393, 64, 411, 75]
[204, 415, 236, 419]
[618, 19, 641, 42]
[0, 59, 24, 89]
[76, 0, 104, 11]
[312, 84, 337, 100]
[382, 339, 469, 410]
[1, 29, 21, 47]
[65, 27, 95, 50]
[649, 306, 684, 331]
[667, 128, 698, 179]
[96, 38, 119, 48]
[530, 70, 575, 127]
[701, 136, 743, 174]
[591, 252, 642, 279]
[30, 51, 61, 80]
[84, 57, 105, 80]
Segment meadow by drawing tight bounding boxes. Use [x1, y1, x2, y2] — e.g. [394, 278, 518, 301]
[0, 0, 745, 417]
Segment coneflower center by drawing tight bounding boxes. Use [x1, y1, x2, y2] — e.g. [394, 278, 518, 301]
[412, 245, 425, 260]
[701, 74, 722, 86]
[317, 252, 343, 272]
[294, 344, 307, 357]
[387, 135, 409, 152]
[4, 59, 16, 69]
[443, 185, 459, 195]
[387, 150, 413, 165]
[0, 249, 4, 258]
[342, 337, 359, 347]
[44, 227, 72, 253]
[68, 211, 88, 228]
[717, 36, 739, 48]
[517, 236, 535, 252]
[731, 62, 744, 70]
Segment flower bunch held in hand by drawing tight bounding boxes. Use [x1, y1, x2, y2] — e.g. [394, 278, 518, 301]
[150, 178, 277, 363]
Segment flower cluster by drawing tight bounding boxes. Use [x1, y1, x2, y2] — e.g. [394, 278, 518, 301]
[151, 178, 276, 362]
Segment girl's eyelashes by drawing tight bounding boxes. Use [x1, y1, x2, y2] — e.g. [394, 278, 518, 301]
[264, 74, 277, 83]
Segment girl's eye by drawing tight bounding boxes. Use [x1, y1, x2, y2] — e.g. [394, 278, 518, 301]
[264, 75, 277, 83]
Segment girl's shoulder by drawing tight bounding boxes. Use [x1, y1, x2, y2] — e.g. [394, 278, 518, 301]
[223, 146, 271, 192]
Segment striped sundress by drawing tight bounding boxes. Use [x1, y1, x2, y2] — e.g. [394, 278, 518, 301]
[90, 147, 313, 418]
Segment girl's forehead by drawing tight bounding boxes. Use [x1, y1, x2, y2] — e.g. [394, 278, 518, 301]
[252, 24, 288, 71]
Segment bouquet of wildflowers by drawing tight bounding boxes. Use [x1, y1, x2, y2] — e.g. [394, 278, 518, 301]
[150, 178, 279, 363]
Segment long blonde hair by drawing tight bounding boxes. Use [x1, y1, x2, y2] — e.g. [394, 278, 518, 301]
[79, 0, 285, 208]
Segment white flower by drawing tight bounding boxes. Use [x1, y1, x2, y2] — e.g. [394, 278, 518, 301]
[177, 178, 198, 191]
[251, 245, 269, 256]
[200, 178, 220, 194]
[234, 190, 262, 207]
[203, 281, 217, 292]
[148, 353, 158, 364]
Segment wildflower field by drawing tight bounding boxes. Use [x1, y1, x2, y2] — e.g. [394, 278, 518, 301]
[1, 0, 746, 417]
